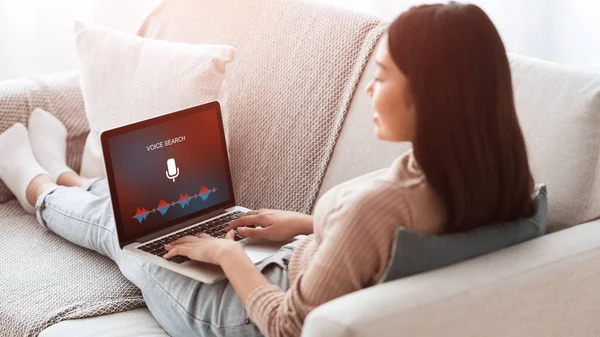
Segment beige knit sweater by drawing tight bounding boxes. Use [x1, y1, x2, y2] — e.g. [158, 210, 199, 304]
[245, 150, 447, 337]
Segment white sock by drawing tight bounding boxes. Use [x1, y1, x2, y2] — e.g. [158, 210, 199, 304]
[0, 123, 49, 213]
[28, 108, 75, 182]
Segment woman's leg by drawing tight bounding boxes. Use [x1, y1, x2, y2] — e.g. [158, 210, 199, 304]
[0, 121, 279, 335]
[32, 173, 287, 337]
[32, 174, 123, 263]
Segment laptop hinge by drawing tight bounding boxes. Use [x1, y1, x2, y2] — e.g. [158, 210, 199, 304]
[137, 208, 227, 243]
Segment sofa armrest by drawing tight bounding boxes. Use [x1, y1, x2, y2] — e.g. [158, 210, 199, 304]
[303, 221, 600, 337]
[0, 71, 89, 203]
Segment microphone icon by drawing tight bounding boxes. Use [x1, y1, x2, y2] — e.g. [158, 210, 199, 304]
[166, 158, 180, 182]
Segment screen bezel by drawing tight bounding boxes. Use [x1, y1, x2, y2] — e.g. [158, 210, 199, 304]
[100, 101, 236, 249]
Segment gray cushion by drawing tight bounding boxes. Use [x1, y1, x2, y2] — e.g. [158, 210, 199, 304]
[383, 184, 548, 282]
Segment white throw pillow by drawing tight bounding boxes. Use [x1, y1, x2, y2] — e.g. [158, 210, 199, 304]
[74, 22, 235, 178]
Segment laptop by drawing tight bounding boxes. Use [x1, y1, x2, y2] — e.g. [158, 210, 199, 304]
[100, 101, 282, 283]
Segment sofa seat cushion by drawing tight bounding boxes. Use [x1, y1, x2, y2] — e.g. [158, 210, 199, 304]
[383, 184, 548, 281]
[39, 307, 168, 337]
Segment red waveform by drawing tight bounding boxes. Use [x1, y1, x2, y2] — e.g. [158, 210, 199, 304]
[199, 186, 210, 195]
[178, 193, 191, 202]
[134, 207, 149, 217]
[157, 200, 170, 209]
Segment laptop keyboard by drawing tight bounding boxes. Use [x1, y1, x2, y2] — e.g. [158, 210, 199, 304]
[136, 210, 247, 264]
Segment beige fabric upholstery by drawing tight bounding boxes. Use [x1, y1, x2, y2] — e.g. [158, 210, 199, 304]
[139, 0, 386, 215]
[39, 307, 167, 337]
[509, 54, 600, 231]
[303, 219, 600, 337]
[0, 72, 87, 203]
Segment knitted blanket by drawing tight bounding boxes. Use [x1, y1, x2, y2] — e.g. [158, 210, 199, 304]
[140, 0, 387, 214]
[0, 201, 145, 336]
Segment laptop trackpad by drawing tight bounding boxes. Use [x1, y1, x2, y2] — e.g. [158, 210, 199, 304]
[242, 239, 281, 263]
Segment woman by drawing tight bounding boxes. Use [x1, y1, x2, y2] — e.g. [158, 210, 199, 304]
[0, 2, 536, 337]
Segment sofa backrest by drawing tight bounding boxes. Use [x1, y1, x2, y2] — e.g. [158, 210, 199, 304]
[322, 47, 600, 232]
[139, 1, 600, 232]
[508, 54, 600, 231]
[138, 0, 385, 215]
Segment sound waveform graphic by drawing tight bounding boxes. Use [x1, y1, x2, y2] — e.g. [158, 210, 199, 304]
[133, 186, 218, 224]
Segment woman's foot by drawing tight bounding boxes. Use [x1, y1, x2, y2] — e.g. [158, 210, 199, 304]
[0, 123, 52, 213]
[25, 170, 87, 208]
[26, 174, 56, 207]
[56, 171, 88, 187]
[28, 108, 75, 182]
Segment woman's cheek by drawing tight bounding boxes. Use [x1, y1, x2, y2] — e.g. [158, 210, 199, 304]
[372, 89, 385, 114]
[375, 87, 392, 115]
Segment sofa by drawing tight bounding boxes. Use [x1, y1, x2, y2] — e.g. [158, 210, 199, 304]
[1, 0, 599, 336]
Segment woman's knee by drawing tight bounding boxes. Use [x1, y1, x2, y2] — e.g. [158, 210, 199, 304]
[83, 178, 110, 197]
[37, 186, 121, 261]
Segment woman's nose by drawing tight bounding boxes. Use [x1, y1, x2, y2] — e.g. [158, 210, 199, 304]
[365, 80, 373, 96]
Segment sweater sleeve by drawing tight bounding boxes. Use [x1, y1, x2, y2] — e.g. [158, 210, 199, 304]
[245, 181, 410, 337]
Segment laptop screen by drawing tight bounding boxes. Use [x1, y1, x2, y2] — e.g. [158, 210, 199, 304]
[102, 102, 235, 247]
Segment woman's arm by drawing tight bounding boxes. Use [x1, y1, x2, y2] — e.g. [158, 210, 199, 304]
[165, 209, 313, 304]
[293, 213, 314, 235]
[218, 243, 271, 304]
[163, 233, 273, 304]
[241, 183, 407, 337]
[225, 210, 314, 240]
[164, 182, 404, 337]
[218, 211, 313, 303]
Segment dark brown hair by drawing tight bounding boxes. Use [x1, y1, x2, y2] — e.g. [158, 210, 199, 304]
[387, 2, 536, 233]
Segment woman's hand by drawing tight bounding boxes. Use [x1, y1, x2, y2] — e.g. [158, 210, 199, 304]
[223, 208, 313, 242]
[163, 230, 239, 265]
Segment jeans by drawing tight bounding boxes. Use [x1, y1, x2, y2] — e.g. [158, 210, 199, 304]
[34, 178, 295, 337]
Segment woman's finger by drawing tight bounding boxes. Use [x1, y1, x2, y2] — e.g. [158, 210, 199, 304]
[195, 233, 212, 239]
[237, 226, 268, 239]
[223, 214, 264, 231]
[165, 235, 199, 248]
[163, 246, 179, 259]
[225, 229, 235, 240]
[163, 244, 193, 259]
